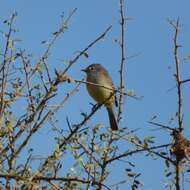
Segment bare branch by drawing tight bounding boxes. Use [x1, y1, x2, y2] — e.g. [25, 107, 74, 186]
[169, 18, 183, 131]
[117, 0, 126, 122]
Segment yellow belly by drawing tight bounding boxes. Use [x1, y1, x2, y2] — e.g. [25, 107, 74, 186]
[86, 83, 114, 108]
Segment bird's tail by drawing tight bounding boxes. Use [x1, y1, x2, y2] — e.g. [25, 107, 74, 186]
[107, 107, 118, 130]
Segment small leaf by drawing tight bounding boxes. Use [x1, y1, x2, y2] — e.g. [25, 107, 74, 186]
[83, 52, 89, 58]
[127, 89, 135, 97]
[8, 39, 14, 50]
[128, 172, 136, 177]
[0, 117, 3, 128]
[160, 151, 168, 156]
[165, 159, 170, 168]
[166, 172, 172, 177]
[134, 180, 140, 185]
[125, 168, 132, 172]
[7, 120, 13, 133]
[53, 31, 59, 35]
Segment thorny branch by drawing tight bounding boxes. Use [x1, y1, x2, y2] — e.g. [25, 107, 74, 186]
[172, 18, 182, 190]
[117, 0, 126, 123]
[168, 17, 185, 190]
[169, 18, 183, 131]
[174, 18, 183, 131]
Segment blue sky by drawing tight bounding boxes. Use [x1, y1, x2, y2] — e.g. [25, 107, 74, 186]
[1, 0, 190, 189]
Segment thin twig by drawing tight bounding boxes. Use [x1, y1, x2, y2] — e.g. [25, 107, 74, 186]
[39, 8, 77, 84]
[0, 13, 16, 116]
[105, 143, 172, 164]
[180, 78, 190, 84]
[169, 17, 183, 190]
[62, 26, 112, 75]
[74, 79, 127, 96]
[21, 52, 35, 113]
[148, 121, 174, 131]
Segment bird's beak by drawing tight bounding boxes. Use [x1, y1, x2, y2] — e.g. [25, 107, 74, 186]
[81, 68, 87, 73]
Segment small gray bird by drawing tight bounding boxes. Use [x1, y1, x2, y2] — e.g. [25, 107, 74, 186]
[82, 64, 118, 130]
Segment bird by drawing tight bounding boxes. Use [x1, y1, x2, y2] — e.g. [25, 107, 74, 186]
[82, 64, 118, 130]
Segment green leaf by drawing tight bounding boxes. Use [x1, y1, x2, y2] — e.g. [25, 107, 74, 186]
[128, 172, 136, 177]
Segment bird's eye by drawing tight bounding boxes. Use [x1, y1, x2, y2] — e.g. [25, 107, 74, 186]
[89, 66, 94, 71]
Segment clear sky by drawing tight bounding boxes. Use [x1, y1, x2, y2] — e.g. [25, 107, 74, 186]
[1, 0, 190, 189]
